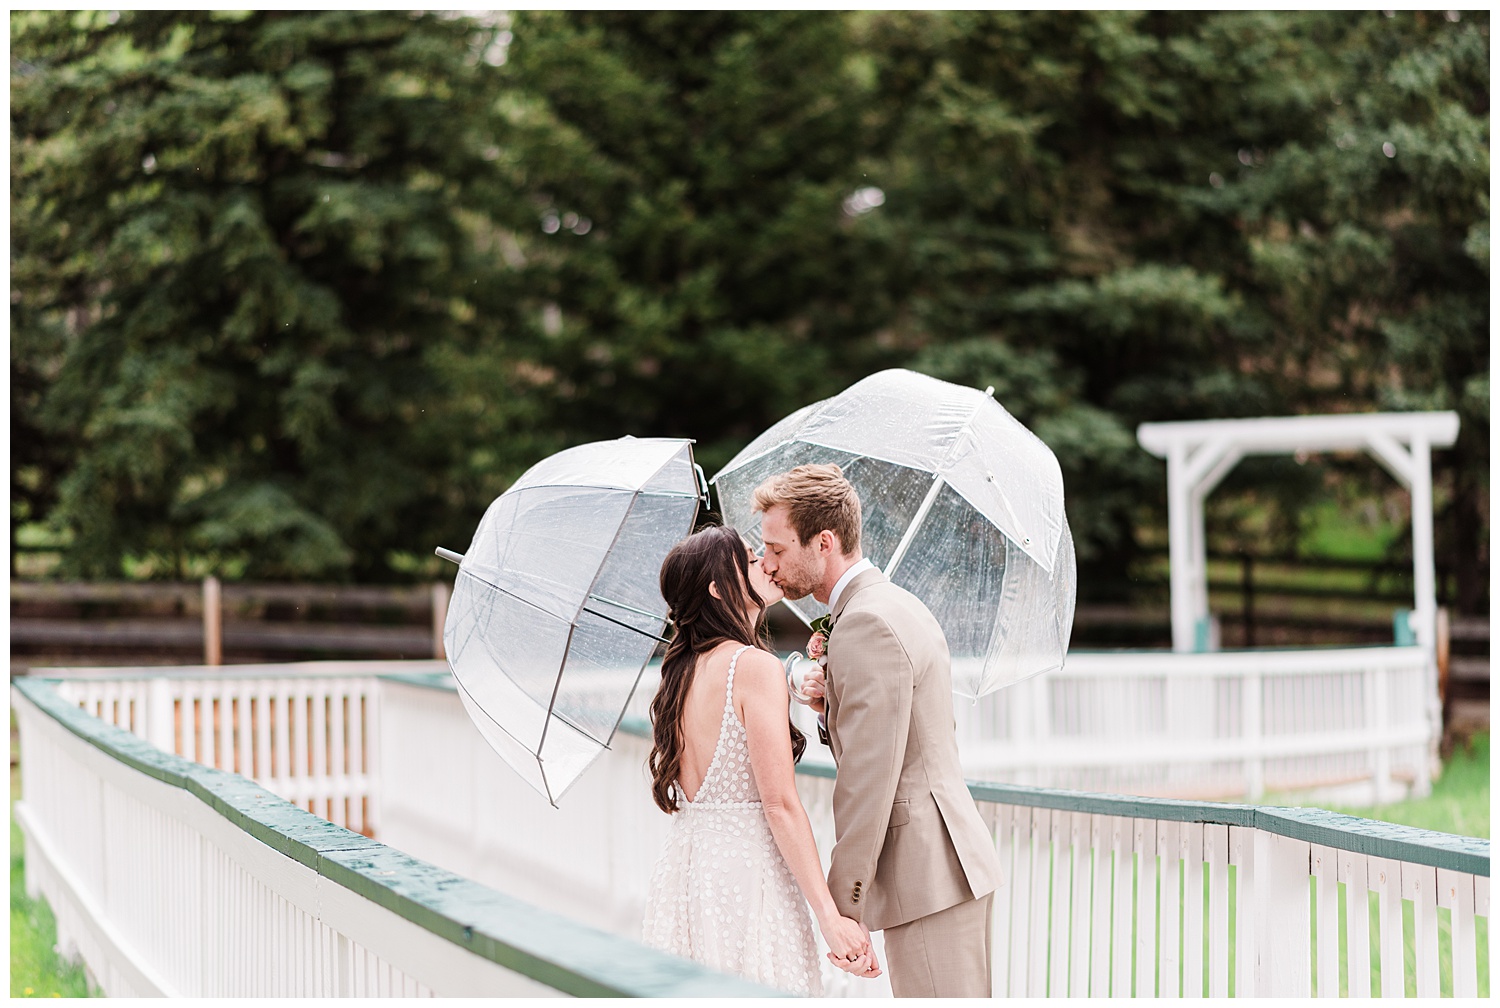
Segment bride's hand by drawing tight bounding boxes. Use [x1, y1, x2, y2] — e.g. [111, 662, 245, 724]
[818, 913, 869, 965]
[826, 949, 882, 978]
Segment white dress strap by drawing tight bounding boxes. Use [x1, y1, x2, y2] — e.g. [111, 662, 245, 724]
[723, 645, 753, 714]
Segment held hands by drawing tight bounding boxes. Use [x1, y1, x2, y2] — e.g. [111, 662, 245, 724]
[819, 917, 881, 979]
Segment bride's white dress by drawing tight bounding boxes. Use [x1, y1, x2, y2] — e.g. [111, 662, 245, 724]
[641, 646, 824, 996]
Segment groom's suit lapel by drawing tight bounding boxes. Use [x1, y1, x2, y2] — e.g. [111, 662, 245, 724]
[825, 566, 888, 741]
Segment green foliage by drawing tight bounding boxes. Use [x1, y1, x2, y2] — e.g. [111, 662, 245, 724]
[11, 11, 1489, 598]
[491, 12, 902, 474]
[11, 11, 536, 579]
[857, 10, 1487, 599]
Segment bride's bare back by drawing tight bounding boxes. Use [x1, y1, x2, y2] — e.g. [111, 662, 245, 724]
[675, 640, 753, 802]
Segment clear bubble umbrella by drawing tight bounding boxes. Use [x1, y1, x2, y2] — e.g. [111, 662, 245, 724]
[436, 437, 704, 806]
[712, 369, 1075, 699]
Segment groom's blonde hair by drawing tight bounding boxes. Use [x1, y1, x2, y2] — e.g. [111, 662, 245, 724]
[752, 464, 861, 556]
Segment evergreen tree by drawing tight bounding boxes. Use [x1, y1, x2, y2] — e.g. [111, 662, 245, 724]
[492, 11, 901, 472]
[11, 11, 1487, 605]
[857, 10, 1487, 604]
[11, 10, 526, 578]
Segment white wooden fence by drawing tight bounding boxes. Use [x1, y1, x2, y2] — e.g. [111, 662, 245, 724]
[12, 673, 779, 998]
[48, 662, 391, 836]
[961, 645, 1439, 803]
[19, 660, 1484, 998]
[380, 670, 1488, 999]
[797, 645, 1434, 805]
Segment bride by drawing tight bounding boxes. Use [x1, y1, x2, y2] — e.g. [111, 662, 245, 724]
[641, 525, 880, 995]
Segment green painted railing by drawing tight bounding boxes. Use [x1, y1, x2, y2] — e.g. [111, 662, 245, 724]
[613, 714, 1488, 879]
[14, 676, 782, 998]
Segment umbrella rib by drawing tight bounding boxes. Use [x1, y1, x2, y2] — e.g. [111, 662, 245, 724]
[541, 444, 692, 762]
[937, 388, 990, 471]
[883, 475, 946, 579]
[535, 620, 576, 762]
[568, 444, 693, 632]
[507, 480, 699, 498]
[452, 673, 548, 758]
[456, 567, 574, 623]
[580, 605, 671, 645]
[587, 593, 667, 622]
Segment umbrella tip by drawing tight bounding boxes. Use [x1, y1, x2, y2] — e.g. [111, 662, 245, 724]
[435, 547, 465, 565]
[984, 385, 995, 398]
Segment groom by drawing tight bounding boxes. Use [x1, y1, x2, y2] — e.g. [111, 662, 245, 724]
[754, 464, 1002, 998]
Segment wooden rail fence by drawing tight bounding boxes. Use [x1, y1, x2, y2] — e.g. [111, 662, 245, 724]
[11, 580, 451, 666]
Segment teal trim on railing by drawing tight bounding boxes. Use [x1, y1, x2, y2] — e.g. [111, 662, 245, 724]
[380, 670, 459, 693]
[1393, 608, 1416, 646]
[607, 713, 1490, 879]
[12, 677, 784, 998]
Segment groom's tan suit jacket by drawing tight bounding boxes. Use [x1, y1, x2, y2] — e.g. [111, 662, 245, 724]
[822, 567, 1003, 931]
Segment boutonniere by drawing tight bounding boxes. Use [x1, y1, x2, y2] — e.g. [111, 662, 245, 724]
[806, 614, 833, 665]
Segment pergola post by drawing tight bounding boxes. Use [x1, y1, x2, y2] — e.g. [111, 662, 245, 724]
[1164, 438, 1242, 653]
[1166, 440, 1196, 653]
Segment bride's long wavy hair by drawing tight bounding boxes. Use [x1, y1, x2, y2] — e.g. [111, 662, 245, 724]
[649, 525, 806, 814]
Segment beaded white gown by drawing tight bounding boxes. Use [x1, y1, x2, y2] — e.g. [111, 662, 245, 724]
[641, 646, 824, 996]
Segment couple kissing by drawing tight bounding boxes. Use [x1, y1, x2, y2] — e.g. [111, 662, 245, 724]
[642, 464, 1002, 997]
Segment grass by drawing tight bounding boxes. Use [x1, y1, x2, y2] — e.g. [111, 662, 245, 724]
[11, 762, 99, 998]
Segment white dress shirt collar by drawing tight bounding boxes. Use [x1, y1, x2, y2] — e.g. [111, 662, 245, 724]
[828, 557, 876, 613]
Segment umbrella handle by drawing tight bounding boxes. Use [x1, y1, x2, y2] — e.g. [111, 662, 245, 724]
[434, 547, 465, 565]
[693, 462, 711, 510]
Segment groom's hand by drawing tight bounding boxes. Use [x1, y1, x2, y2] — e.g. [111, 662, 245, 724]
[800, 668, 827, 716]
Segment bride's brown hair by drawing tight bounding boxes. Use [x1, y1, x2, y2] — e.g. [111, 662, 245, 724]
[649, 525, 806, 814]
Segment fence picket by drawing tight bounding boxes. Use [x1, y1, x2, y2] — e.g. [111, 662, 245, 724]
[992, 802, 1014, 996]
[1089, 814, 1112, 996]
[1231, 826, 1254, 996]
[1135, 818, 1157, 996]
[1340, 850, 1373, 997]
[1158, 820, 1182, 998]
[1437, 868, 1477, 998]
[1110, 816, 1132, 996]
[255, 682, 272, 784]
[1066, 811, 1092, 996]
[1372, 856, 1404, 998]
[329, 682, 348, 828]
[1403, 862, 1439, 997]
[197, 682, 212, 770]
[1182, 821, 1206, 998]
[310, 680, 328, 820]
[292, 685, 310, 809]
[235, 691, 252, 778]
[1028, 807, 1050, 995]
[1008, 804, 1033, 996]
[1312, 844, 1339, 997]
[275, 686, 292, 797]
[1206, 823, 1230, 997]
[214, 679, 230, 770]
[1047, 809, 1071, 996]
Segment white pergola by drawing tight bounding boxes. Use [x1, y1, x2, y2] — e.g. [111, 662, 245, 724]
[1136, 412, 1460, 655]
